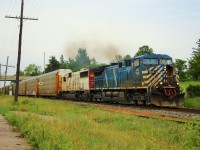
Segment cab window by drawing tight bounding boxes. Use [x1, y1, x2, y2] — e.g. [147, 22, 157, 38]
[143, 59, 158, 65]
[134, 59, 140, 67]
[160, 59, 172, 65]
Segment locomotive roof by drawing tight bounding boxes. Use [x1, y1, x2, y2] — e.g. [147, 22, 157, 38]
[38, 69, 72, 77]
[91, 54, 172, 73]
[24, 69, 72, 82]
[90, 64, 115, 72]
[134, 54, 172, 60]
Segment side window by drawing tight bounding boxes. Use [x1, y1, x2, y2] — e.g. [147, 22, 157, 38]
[118, 62, 122, 68]
[68, 73, 72, 77]
[80, 71, 88, 78]
[134, 59, 140, 68]
[126, 60, 131, 67]
[63, 77, 66, 82]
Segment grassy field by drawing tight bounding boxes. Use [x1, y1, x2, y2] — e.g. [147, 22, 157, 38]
[180, 81, 200, 109]
[0, 96, 200, 150]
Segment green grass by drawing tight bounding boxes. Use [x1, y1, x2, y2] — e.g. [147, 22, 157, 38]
[180, 81, 200, 109]
[180, 81, 200, 93]
[0, 95, 200, 150]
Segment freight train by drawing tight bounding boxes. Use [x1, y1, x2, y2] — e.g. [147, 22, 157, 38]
[0, 54, 185, 106]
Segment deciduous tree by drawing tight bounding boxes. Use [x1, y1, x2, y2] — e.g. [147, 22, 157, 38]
[134, 45, 154, 57]
[188, 54, 200, 80]
[123, 54, 131, 60]
[188, 39, 200, 80]
[24, 64, 42, 76]
[174, 59, 187, 81]
[75, 48, 91, 69]
[45, 56, 60, 73]
[192, 39, 200, 55]
[59, 55, 68, 69]
[110, 55, 123, 63]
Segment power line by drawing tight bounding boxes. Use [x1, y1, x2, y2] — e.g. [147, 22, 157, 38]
[8, 0, 17, 15]
[6, 0, 14, 15]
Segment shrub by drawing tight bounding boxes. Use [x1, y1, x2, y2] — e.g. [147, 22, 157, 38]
[21, 99, 30, 104]
[186, 85, 200, 98]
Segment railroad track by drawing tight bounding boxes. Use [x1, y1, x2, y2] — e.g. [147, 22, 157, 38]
[26, 96, 198, 125]
[148, 106, 200, 115]
[70, 100, 200, 114]
[42, 97, 200, 123]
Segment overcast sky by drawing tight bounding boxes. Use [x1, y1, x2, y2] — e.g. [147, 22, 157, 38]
[0, 0, 200, 79]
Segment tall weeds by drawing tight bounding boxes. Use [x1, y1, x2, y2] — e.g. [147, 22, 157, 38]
[0, 95, 199, 150]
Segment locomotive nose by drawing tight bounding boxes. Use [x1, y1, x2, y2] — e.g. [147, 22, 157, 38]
[163, 65, 176, 86]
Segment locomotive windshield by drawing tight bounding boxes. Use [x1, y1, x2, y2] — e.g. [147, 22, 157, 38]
[143, 59, 158, 65]
[160, 59, 172, 65]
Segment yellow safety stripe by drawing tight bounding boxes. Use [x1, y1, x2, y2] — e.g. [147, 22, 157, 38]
[144, 66, 163, 84]
[151, 71, 165, 86]
[143, 65, 161, 79]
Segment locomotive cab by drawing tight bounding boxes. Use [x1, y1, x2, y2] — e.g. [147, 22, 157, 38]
[139, 54, 184, 106]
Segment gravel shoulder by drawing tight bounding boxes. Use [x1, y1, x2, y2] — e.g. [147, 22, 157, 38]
[0, 114, 32, 150]
[72, 101, 200, 122]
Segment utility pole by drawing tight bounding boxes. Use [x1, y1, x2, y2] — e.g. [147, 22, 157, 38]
[3, 56, 9, 94]
[0, 63, 15, 80]
[5, 0, 38, 102]
[0, 58, 15, 94]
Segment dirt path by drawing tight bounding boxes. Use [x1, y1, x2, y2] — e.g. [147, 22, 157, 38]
[0, 114, 32, 150]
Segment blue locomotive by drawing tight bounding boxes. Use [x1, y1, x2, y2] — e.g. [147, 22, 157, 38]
[91, 54, 184, 106]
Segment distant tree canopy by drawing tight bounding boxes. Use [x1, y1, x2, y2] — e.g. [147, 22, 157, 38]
[110, 55, 123, 63]
[88, 57, 106, 69]
[123, 54, 131, 60]
[188, 39, 200, 80]
[19, 41, 200, 83]
[75, 48, 91, 67]
[45, 56, 60, 73]
[22, 64, 42, 76]
[45, 48, 100, 72]
[67, 48, 93, 71]
[134, 45, 154, 57]
[110, 54, 132, 63]
[59, 54, 68, 69]
[188, 54, 200, 80]
[192, 39, 200, 55]
[174, 59, 187, 81]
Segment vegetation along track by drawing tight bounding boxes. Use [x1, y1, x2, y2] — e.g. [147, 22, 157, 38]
[62, 99, 200, 123]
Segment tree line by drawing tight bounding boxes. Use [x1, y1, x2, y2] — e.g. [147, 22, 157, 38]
[20, 41, 200, 81]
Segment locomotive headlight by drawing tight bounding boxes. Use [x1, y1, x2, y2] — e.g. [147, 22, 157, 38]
[160, 82, 163, 85]
[177, 82, 180, 85]
[163, 66, 167, 71]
